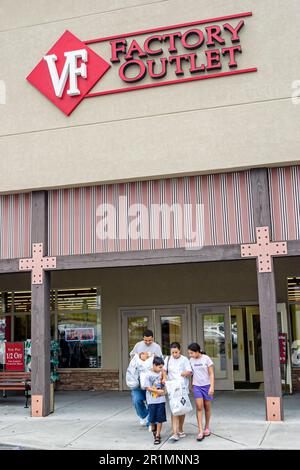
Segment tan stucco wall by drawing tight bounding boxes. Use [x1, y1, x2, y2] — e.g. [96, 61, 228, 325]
[0, 0, 300, 193]
[0, 257, 298, 369]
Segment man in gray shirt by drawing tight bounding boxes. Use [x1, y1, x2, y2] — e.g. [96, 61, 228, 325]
[129, 330, 162, 427]
[130, 329, 163, 358]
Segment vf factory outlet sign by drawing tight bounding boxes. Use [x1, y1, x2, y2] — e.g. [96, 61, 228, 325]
[27, 11, 257, 115]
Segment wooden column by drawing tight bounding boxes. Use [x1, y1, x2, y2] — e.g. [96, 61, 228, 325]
[251, 169, 283, 421]
[31, 191, 51, 417]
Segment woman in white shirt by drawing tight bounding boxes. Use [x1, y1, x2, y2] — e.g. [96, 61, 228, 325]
[163, 342, 192, 441]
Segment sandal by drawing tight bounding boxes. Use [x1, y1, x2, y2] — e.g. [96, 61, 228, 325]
[168, 434, 179, 442]
[197, 432, 204, 441]
[204, 428, 211, 437]
[179, 432, 186, 438]
[154, 435, 161, 445]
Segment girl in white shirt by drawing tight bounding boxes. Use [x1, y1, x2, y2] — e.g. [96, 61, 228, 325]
[163, 342, 192, 442]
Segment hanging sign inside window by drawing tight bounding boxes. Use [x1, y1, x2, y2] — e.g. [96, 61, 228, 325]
[65, 328, 95, 342]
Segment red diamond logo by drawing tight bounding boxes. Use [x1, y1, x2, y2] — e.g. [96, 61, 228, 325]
[27, 30, 111, 115]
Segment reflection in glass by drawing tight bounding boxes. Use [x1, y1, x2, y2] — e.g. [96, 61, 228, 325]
[128, 316, 149, 356]
[203, 314, 227, 379]
[14, 315, 31, 341]
[58, 311, 101, 368]
[231, 315, 239, 371]
[161, 316, 182, 356]
[252, 315, 263, 372]
[0, 316, 12, 341]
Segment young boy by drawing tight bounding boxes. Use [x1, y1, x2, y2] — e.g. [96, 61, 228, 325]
[144, 356, 166, 445]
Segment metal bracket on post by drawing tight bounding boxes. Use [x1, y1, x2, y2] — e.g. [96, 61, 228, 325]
[19, 243, 56, 283]
[241, 226, 287, 272]
[31, 395, 43, 417]
[266, 397, 282, 421]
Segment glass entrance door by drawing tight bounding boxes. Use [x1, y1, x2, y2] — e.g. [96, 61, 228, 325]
[246, 307, 264, 383]
[121, 309, 154, 389]
[120, 305, 189, 389]
[155, 306, 189, 357]
[195, 305, 234, 390]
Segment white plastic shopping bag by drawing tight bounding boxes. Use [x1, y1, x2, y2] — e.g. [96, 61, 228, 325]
[126, 356, 140, 389]
[165, 379, 193, 416]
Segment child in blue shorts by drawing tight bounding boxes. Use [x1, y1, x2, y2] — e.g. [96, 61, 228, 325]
[188, 342, 215, 442]
[144, 356, 166, 445]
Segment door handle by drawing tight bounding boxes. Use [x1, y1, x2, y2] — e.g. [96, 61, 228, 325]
[228, 342, 232, 360]
[249, 340, 254, 355]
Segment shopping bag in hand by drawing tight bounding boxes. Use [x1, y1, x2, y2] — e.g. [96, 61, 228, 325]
[165, 379, 193, 416]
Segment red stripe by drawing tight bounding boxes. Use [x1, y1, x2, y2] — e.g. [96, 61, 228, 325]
[152, 180, 163, 250]
[106, 184, 116, 252]
[86, 69, 257, 99]
[23, 194, 31, 257]
[13, 195, 19, 258]
[239, 172, 251, 243]
[270, 169, 282, 241]
[226, 174, 237, 244]
[128, 183, 137, 252]
[201, 176, 212, 246]
[176, 178, 185, 248]
[85, 187, 92, 254]
[284, 167, 296, 240]
[84, 12, 253, 44]
[51, 191, 58, 256]
[213, 174, 224, 245]
[188, 176, 199, 248]
[63, 189, 69, 256]
[141, 181, 150, 251]
[73, 188, 80, 254]
[164, 179, 174, 249]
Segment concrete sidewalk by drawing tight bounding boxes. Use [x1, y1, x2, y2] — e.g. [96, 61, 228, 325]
[0, 391, 299, 450]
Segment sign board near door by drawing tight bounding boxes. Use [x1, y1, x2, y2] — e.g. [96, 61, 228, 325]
[5, 342, 25, 371]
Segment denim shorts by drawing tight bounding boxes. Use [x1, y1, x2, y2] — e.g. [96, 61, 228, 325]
[193, 384, 213, 401]
[147, 403, 167, 424]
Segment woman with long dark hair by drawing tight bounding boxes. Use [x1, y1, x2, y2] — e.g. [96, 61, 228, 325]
[188, 342, 215, 442]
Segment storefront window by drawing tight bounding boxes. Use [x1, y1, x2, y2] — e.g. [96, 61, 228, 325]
[288, 277, 300, 368]
[14, 314, 31, 341]
[0, 287, 102, 369]
[290, 304, 300, 368]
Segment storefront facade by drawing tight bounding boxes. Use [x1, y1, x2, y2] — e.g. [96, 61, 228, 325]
[1, 0, 300, 419]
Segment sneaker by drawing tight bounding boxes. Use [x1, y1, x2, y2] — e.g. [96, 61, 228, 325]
[139, 418, 146, 426]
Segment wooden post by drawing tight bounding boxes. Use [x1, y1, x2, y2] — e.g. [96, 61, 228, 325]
[30, 191, 51, 417]
[251, 169, 283, 421]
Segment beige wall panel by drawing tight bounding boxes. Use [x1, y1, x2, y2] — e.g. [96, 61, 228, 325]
[0, 0, 299, 191]
[0, 99, 299, 193]
[0, 0, 165, 31]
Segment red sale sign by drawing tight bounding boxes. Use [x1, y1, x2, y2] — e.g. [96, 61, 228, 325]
[278, 333, 288, 365]
[5, 342, 25, 371]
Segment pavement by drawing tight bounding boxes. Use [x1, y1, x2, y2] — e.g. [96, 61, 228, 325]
[0, 390, 299, 450]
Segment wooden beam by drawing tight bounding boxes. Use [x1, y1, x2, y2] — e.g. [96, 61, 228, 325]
[250, 168, 283, 421]
[55, 244, 243, 270]
[30, 191, 51, 417]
